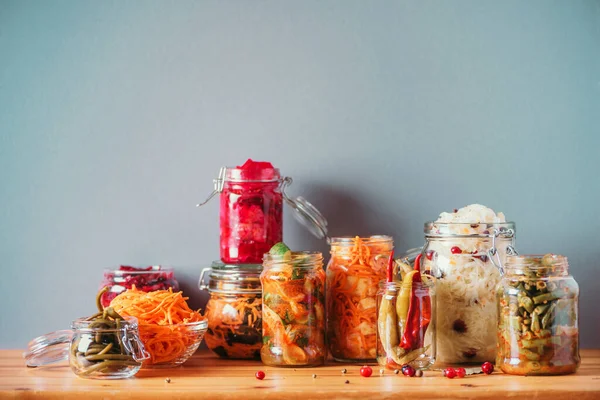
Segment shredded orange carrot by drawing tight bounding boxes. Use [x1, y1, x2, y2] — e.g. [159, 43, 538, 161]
[110, 286, 205, 365]
[326, 236, 392, 360]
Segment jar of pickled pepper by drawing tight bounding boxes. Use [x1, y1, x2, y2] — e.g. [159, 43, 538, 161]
[199, 261, 263, 359]
[326, 235, 393, 362]
[260, 251, 326, 367]
[496, 254, 580, 375]
[197, 159, 328, 264]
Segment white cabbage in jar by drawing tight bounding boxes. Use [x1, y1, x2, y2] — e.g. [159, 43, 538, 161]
[426, 204, 512, 364]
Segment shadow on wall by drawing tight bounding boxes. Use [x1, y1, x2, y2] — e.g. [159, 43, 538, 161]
[287, 182, 406, 260]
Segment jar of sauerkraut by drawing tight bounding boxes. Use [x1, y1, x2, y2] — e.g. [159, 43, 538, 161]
[496, 254, 580, 375]
[418, 205, 516, 365]
[260, 251, 326, 367]
[197, 159, 328, 264]
[326, 236, 393, 362]
[199, 261, 263, 359]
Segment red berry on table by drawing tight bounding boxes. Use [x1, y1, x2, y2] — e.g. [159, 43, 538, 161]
[443, 368, 457, 379]
[481, 362, 494, 375]
[255, 371, 265, 380]
[402, 365, 416, 377]
[456, 368, 466, 378]
[451, 246, 462, 254]
[359, 365, 373, 377]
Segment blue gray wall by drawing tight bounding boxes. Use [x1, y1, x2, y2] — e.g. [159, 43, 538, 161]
[1, 1, 599, 348]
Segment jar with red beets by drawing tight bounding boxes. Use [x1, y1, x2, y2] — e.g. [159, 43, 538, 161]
[198, 159, 328, 264]
[99, 266, 179, 308]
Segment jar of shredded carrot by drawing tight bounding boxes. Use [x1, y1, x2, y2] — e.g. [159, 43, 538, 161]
[260, 251, 326, 367]
[326, 236, 393, 362]
[199, 261, 263, 359]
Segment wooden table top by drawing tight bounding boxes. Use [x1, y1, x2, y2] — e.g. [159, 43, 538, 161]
[2, 349, 600, 399]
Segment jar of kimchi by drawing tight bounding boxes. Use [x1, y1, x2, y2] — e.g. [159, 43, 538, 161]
[326, 235, 393, 362]
[197, 159, 328, 264]
[496, 254, 580, 375]
[199, 261, 263, 359]
[260, 251, 326, 367]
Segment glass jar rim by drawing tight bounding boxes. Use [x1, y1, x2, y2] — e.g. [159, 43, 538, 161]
[103, 265, 174, 275]
[224, 166, 281, 182]
[330, 235, 393, 245]
[71, 316, 139, 332]
[505, 254, 568, 270]
[424, 221, 516, 237]
[378, 279, 434, 289]
[263, 251, 323, 266]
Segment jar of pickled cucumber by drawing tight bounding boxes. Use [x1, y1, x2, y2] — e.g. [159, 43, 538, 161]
[260, 251, 326, 367]
[496, 254, 580, 375]
[376, 274, 436, 370]
[199, 261, 263, 359]
[326, 236, 393, 362]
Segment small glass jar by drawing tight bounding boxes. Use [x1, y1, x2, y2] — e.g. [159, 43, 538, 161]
[376, 279, 436, 370]
[197, 159, 328, 265]
[496, 254, 580, 375]
[419, 222, 516, 365]
[100, 265, 179, 308]
[260, 251, 326, 367]
[24, 316, 148, 379]
[326, 236, 393, 362]
[199, 261, 263, 359]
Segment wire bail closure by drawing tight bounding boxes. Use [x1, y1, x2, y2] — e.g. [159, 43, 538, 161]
[488, 228, 518, 276]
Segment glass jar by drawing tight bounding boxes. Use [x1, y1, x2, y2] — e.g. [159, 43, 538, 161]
[496, 254, 580, 375]
[99, 265, 179, 308]
[419, 222, 516, 365]
[24, 316, 148, 379]
[326, 236, 393, 362]
[199, 261, 263, 359]
[260, 251, 326, 367]
[376, 277, 436, 370]
[197, 159, 328, 264]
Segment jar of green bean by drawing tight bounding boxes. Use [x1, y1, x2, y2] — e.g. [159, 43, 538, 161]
[496, 254, 580, 375]
[24, 315, 149, 379]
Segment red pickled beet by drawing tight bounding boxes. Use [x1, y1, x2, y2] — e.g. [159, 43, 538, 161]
[443, 368, 457, 379]
[359, 366, 373, 377]
[481, 362, 494, 375]
[401, 365, 416, 377]
[456, 368, 466, 378]
[255, 371, 266, 380]
[450, 246, 462, 254]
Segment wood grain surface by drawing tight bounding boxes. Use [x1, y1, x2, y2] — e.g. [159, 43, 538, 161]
[1, 349, 599, 399]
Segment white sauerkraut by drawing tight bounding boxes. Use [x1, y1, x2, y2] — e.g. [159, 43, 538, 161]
[428, 204, 511, 364]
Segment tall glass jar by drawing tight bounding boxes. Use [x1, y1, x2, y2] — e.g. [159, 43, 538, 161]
[326, 236, 393, 362]
[260, 251, 326, 367]
[419, 222, 516, 365]
[496, 254, 580, 375]
[197, 159, 328, 264]
[199, 261, 263, 359]
[376, 277, 436, 370]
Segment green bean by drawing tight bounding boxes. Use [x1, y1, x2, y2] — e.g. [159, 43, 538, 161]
[85, 353, 134, 361]
[519, 296, 534, 313]
[95, 332, 102, 343]
[116, 318, 124, 354]
[84, 347, 104, 356]
[533, 290, 564, 304]
[519, 347, 541, 361]
[96, 342, 113, 356]
[531, 311, 540, 333]
[96, 287, 109, 313]
[533, 304, 549, 316]
[78, 360, 138, 376]
[105, 307, 124, 320]
[522, 338, 550, 348]
[88, 319, 112, 329]
[541, 302, 556, 329]
[85, 312, 103, 321]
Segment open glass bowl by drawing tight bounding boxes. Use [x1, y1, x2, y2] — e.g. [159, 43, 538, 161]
[138, 320, 208, 367]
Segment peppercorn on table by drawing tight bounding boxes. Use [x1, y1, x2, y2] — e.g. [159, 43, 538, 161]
[1, 349, 600, 399]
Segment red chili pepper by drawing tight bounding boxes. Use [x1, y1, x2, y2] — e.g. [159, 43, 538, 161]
[399, 254, 432, 350]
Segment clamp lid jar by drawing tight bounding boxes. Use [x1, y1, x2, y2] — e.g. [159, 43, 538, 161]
[199, 261, 263, 359]
[197, 159, 328, 264]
